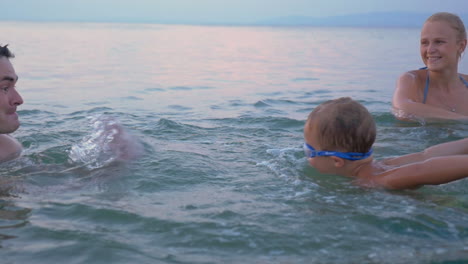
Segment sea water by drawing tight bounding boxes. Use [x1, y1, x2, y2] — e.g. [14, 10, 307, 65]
[0, 22, 468, 264]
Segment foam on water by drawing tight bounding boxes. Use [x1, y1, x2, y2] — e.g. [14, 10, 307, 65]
[68, 115, 143, 170]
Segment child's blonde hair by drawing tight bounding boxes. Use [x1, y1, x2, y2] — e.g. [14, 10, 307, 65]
[306, 97, 376, 153]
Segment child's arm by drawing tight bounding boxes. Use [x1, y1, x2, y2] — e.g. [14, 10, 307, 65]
[377, 155, 468, 189]
[383, 138, 468, 166]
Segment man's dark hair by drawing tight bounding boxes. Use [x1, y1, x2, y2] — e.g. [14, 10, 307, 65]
[0, 45, 14, 58]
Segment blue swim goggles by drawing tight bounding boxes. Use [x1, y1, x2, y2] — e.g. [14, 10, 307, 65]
[303, 143, 372, 161]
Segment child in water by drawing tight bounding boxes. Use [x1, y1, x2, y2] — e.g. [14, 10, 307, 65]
[304, 97, 468, 190]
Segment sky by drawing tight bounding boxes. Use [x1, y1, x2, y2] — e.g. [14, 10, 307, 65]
[3, 0, 468, 24]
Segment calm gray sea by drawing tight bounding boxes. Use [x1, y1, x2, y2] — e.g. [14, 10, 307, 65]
[1, 21, 468, 264]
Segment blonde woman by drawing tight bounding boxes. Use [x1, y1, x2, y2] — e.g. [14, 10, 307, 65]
[392, 12, 468, 121]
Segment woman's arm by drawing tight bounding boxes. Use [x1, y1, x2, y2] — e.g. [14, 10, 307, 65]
[378, 155, 468, 189]
[383, 138, 468, 166]
[392, 72, 467, 121]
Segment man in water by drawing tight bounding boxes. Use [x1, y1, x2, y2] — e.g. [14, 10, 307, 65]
[0, 45, 24, 162]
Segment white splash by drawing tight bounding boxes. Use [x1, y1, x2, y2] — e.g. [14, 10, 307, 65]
[68, 115, 143, 170]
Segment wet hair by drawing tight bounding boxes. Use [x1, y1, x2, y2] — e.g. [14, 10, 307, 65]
[426, 12, 467, 42]
[0, 45, 14, 59]
[306, 97, 376, 153]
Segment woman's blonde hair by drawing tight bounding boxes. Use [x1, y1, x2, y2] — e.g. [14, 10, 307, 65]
[426, 12, 467, 42]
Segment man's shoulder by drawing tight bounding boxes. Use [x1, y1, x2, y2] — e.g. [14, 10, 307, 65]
[0, 134, 22, 162]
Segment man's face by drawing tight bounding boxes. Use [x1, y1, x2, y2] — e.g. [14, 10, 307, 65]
[0, 57, 23, 134]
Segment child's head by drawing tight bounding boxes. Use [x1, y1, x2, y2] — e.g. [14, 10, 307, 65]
[304, 97, 376, 155]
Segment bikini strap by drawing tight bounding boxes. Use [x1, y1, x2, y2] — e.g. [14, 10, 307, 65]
[423, 69, 429, 104]
[459, 75, 468, 88]
[419, 67, 467, 104]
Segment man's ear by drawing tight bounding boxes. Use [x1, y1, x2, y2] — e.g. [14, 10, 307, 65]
[330, 156, 345, 168]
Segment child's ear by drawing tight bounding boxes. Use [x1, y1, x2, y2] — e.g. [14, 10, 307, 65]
[331, 156, 345, 168]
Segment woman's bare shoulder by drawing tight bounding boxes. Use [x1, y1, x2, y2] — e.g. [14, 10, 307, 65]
[399, 69, 426, 82]
[459, 72, 468, 80]
[394, 70, 427, 103]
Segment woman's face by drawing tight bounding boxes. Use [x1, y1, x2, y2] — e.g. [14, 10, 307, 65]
[420, 20, 464, 71]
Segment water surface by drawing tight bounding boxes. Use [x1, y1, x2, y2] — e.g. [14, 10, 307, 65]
[0, 22, 468, 263]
